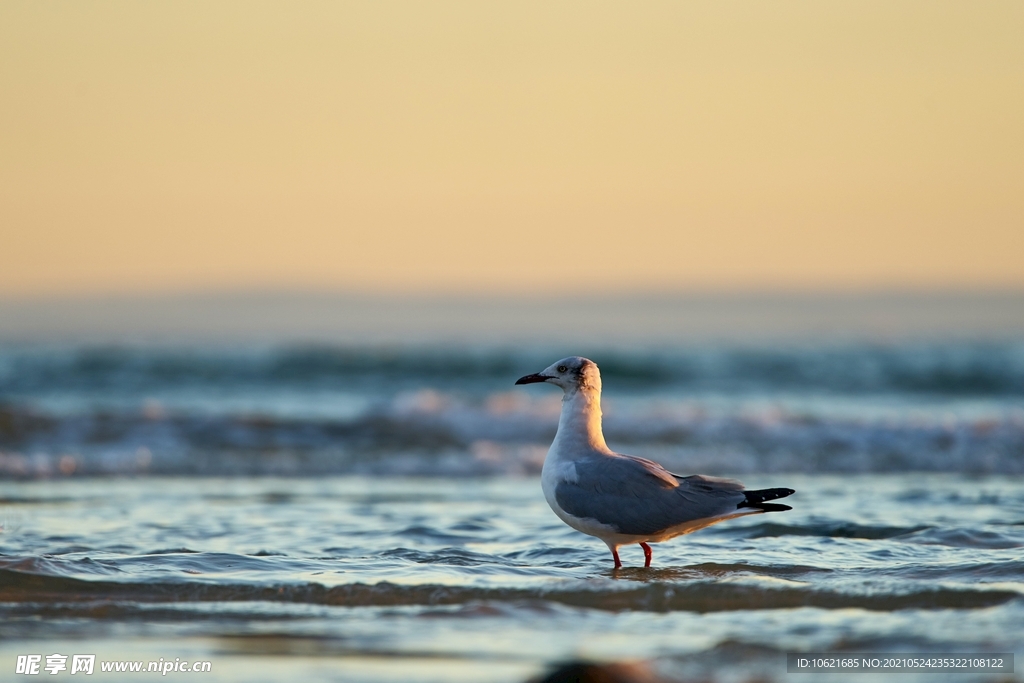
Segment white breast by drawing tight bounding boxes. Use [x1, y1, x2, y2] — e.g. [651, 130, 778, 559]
[540, 450, 576, 510]
[540, 450, 626, 543]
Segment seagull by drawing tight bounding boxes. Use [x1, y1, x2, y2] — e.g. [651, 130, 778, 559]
[516, 356, 795, 569]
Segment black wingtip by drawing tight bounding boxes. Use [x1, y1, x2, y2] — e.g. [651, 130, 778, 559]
[754, 503, 792, 512]
[738, 487, 795, 512]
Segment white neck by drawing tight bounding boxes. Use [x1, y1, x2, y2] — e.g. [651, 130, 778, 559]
[551, 385, 610, 458]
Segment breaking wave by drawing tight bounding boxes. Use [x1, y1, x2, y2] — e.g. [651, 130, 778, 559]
[1, 343, 1023, 477]
[1, 396, 1022, 477]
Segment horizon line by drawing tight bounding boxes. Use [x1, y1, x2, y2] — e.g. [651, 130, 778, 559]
[4, 284, 1024, 306]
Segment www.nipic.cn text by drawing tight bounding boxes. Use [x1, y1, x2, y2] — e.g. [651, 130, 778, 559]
[15, 655, 213, 675]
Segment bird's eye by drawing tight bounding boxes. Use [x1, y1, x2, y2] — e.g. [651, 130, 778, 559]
[557, 365, 567, 373]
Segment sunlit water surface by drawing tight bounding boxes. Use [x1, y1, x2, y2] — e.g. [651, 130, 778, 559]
[1, 474, 1022, 682]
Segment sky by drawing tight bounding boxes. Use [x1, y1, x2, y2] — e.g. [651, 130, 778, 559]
[1, 1, 1022, 298]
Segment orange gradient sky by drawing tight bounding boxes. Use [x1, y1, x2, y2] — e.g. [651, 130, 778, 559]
[1, 1, 1022, 297]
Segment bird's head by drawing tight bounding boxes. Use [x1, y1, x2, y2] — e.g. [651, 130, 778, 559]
[515, 356, 601, 395]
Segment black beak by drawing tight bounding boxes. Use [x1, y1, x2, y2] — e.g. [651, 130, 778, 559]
[515, 373, 551, 385]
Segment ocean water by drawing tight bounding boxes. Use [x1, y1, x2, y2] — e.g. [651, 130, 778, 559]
[1, 342, 1023, 682]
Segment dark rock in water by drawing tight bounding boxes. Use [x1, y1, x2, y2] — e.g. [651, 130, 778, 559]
[531, 660, 659, 683]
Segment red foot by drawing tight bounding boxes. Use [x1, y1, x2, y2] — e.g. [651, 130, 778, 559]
[640, 542, 652, 568]
[611, 548, 622, 569]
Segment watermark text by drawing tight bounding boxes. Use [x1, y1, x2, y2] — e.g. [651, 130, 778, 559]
[16, 654, 212, 676]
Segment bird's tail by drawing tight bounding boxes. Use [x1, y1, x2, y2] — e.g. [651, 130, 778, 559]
[737, 487, 795, 512]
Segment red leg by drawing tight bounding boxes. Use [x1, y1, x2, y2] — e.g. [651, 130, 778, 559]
[640, 542, 652, 568]
[611, 547, 622, 569]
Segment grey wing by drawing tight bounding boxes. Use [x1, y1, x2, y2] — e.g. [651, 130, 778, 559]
[554, 455, 747, 536]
